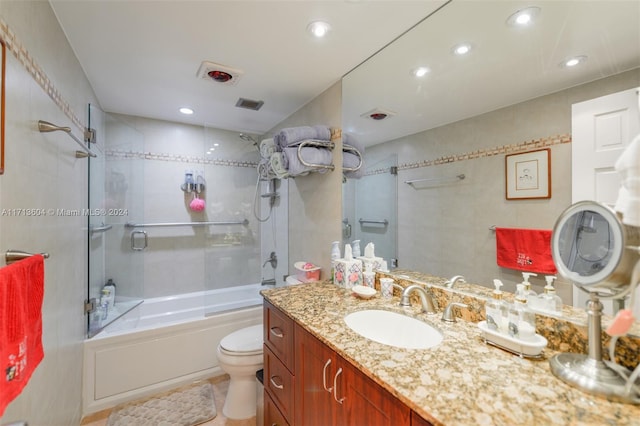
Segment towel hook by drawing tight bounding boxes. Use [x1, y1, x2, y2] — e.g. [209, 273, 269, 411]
[5, 250, 50, 265]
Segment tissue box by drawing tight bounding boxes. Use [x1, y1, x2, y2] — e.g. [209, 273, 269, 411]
[333, 258, 363, 288]
[357, 256, 384, 272]
[294, 262, 321, 282]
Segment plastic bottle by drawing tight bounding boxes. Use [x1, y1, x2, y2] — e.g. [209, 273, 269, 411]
[99, 288, 110, 321]
[508, 284, 537, 341]
[352, 240, 361, 258]
[330, 241, 341, 284]
[537, 275, 563, 315]
[521, 272, 538, 309]
[104, 278, 116, 309]
[486, 279, 510, 333]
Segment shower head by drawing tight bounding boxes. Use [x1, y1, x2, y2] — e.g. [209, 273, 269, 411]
[238, 133, 258, 145]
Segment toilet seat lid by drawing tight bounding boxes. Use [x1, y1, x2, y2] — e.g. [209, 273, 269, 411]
[220, 324, 263, 353]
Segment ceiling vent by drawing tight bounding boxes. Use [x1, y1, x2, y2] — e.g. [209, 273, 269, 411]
[361, 107, 397, 121]
[236, 98, 264, 111]
[196, 61, 244, 86]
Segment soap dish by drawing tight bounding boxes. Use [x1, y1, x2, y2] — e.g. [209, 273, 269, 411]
[352, 285, 376, 299]
[477, 321, 548, 358]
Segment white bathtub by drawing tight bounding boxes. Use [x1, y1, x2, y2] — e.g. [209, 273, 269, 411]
[82, 284, 264, 416]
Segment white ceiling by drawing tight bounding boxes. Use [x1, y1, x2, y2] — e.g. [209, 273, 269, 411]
[50, 0, 447, 138]
[343, 0, 640, 146]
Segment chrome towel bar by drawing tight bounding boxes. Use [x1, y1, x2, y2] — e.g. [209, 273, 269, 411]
[5, 250, 50, 265]
[359, 218, 389, 226]
[124, 219, 249, 228]
[38, 120, 96, 158]
[405, 174, 465, 187]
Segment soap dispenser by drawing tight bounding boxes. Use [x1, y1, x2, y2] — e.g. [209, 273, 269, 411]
[538, 275, 563, 315]
[507, 284, 536, 341]
[521, 272, 538, 309]
[486, 279, 509, 333]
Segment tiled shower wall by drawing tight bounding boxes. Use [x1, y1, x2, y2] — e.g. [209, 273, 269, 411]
[363, 68, 640, 301]
[104, 113, 262, 298]
[0, 2, 99, 425]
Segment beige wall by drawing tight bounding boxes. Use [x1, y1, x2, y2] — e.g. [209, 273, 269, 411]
[364, 69, 640, 300]
[266, 82, 343, 278]
[0, 1, 99, 425]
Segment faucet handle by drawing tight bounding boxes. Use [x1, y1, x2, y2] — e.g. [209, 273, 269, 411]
[441, 302, 468, 323]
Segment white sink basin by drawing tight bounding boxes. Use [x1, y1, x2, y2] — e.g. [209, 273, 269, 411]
[344, 310, 443, 349]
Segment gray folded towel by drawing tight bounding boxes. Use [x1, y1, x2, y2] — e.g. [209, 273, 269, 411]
[276, 125, 331, 149]
[283, 147, 333, 176]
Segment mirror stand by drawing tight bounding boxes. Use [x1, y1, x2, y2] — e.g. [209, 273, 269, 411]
[549, 292, 639, 404]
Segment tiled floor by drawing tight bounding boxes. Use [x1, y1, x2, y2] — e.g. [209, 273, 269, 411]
[80, 375, 256, 426]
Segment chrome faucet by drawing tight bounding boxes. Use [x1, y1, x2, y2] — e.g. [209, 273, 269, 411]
[445, 275, 466, 288]
[441, 302, 469, 323]
[399, 284, 438, 314]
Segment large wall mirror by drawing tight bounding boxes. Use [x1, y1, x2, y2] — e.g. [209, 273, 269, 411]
[341, 1, 640, 311]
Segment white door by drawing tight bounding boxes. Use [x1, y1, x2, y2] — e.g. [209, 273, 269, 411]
[571, 87, 640, 314]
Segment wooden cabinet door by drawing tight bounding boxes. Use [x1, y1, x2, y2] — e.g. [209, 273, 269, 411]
[265, 390, 290, 426]
[411, 411, 434, 426]
[294, 324, 337, 426]
[338, 360, 411, 426]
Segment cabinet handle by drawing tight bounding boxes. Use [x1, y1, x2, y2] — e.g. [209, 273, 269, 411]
[322, 359, 333, 393]
[270, 375, 284, 390]
[270, 327, 284, 338]
[333, 367, 345, 404]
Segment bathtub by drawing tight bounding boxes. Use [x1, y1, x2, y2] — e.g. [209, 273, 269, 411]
[82, 283, 264, 416]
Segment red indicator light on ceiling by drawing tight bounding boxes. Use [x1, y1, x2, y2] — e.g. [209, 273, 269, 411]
[208, 70, 233, 83]
[370, 113, 388, 120]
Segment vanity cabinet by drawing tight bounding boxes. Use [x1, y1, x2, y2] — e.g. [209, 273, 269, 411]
[295, 324, 411, 426]
[264, 300, 432, 426]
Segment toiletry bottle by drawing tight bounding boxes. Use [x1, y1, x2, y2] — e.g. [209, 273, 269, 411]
[507, 284, 536, 341]
[330, 241, 341, 284]
[99, 288, 110, 321]
[104, 278, 116, 309]
[521, 272, 538, 309]
[538, 275, 563, 315]
[486, 279, 509, 333]
[352, 240, 361, 258]
[363, 263, 375, 288]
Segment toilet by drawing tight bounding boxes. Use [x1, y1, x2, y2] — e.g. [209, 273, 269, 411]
[217, 324, 264, 419]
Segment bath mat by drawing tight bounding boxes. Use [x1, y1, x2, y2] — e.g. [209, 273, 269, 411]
[106, 381, 216, 426]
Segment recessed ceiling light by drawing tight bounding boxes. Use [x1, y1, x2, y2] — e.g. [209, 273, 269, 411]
[560, 55, 588, 68]
[179, 107, 194, 115]
[307, 21, 331, 38]
[507, 6, 541, 27]
[452, 43, 472, 56]
[412, 67, 430, 77]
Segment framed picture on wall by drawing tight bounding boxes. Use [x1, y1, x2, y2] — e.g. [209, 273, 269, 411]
[505, 148, 551, 200]
[0, 39, 5, 174]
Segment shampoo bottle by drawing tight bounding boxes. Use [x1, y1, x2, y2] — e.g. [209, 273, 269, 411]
[521, 272, 538, 309]
[486, 279, 509, 333]
[104, 278, 116, 309]
[537, 275, 563, 315]
[507, 284, 536, 340]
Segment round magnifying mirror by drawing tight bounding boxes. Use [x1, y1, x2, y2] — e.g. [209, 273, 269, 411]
[552, 201, 627, 292]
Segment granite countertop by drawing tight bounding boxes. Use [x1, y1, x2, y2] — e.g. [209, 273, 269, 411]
[262, 281, 640, 426]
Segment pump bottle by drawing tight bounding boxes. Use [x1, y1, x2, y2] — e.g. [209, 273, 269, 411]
[537, 275, 563, 315]
[508, 284, 537, 340]
[486, 279, 510, 333]
[521, 272, 538, 308]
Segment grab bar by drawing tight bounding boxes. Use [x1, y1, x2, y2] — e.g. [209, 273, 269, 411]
[405, 174, 465, 187]
[359, 218, 388, 226]
[5, 250, 50, 265]
[124, 219, 249, 228]
[38, 120, 96, 158]
[89, 223, 113, 235]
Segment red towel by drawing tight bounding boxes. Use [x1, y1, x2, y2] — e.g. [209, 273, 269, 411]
[495, 228, 557, 274]
[0, 255, 45, 417]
